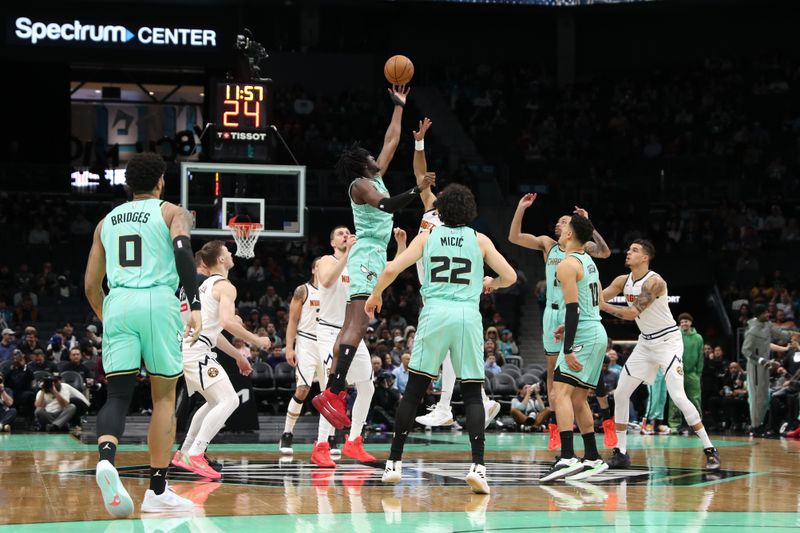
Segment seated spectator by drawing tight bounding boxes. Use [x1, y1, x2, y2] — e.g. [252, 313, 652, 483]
[57, 347, 93, 386]
[14, 297, 38, 324]
[708, 362, 748, 431]
[702, 345, 727, 408]
[390, 336, 406, 365]
[60, 322, 78, 349]
[484, 339, 505, 366]
[510, 382, 549, 431]
[371, 356, 383, 379]
[258, 286, 286, 313]
[382, 353, 396, 372]
[17, 329, 44, 358]
[369, 372, 400, 430]
[0, 300, 13, 330]
[484, 354, 502, 375]
[388, 312, 407, 332]
[497, 329, 519, 358]
[392, 353, 410, 394]
[248, 345, 266, 363]
[768, 336, 800, 435]
[232, 338, 251, 360]
[404, 326, 416, 352]
[0, 329, 16, 362]
[238, 290, 258, 314]
[34, 375, 89, 432]
[0, 374, 17, 432]
[26, 349, 57, 374]
[485, 326, 500, 344]
[1, 351, 34, 416]
[246, 258, 266, 282]
[773, 309, 796, 330]
[46, 335, 69, 362]
[265, 344, 286, 369]
[55, 275, 77, 301]
[606, 349, 622, 374]
[265, 323, 283, 347]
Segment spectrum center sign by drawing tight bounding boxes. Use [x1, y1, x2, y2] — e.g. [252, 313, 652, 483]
[13, 16, 217, 47]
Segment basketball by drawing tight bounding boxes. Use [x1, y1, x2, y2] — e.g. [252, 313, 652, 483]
[384, 55, 414, 86]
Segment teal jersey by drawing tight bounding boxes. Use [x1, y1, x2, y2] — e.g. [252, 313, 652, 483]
[545, 244, 565, 306]
[421, 226, 484, 304]
[101, 199, 179, 290]
[565, 252, 602, 323]
[349, 176, 393, 245]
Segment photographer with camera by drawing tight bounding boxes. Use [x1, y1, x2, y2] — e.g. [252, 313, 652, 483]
[511, 382, 550, 432]
[369, 372, 401, 431]
[34, 374, 89, 432]
[0, 374, 17, 432]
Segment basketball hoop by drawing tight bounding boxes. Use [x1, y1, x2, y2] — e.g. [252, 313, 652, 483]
[229, 221, 263, 259]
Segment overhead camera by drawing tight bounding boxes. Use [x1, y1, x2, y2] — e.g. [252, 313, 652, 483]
[233, 29, 271, 82]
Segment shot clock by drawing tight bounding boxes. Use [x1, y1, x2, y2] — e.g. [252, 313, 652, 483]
[209, 80, 272, 162]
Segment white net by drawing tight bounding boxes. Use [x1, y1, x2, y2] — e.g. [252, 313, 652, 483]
[229, 223, 262, 259]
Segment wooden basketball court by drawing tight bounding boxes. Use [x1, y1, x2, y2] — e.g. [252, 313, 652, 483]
[1, 430, 798, 532]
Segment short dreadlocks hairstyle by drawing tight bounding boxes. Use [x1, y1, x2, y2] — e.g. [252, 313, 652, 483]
[436, 184, 478, 227]
[125, 153, 166, 193]
[335, 143, 371, 183]
[568, 214, 595, 245]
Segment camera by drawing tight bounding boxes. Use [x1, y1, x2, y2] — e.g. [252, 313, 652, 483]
[41, 377, 54, 391]
[233, 29, 270, 82]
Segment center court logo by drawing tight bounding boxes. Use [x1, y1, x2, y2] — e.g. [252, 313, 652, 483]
[13, 16, 217, 47]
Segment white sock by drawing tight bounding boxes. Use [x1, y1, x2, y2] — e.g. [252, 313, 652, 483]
[616, 431, 628, 454]
[439, 353, 456, 408]
[181, 401, 212, 453]
[284, 397, 303, 433]
[187, 379, 239, 457]
[349, 380, 374, 441]
[317, 417, 333, 443]
[695, 427, 713, 449]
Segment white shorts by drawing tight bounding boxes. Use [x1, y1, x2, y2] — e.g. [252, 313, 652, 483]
[316, 324, 372, 385]
[182, 344, 230, 397]
[295, 334, 324, 388]
[623, 331, 684, 385]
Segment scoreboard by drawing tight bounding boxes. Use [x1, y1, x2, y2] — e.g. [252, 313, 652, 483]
[209, 80, 271, 161]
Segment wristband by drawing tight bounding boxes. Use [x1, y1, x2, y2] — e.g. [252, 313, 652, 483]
[415, 139, 425, 151]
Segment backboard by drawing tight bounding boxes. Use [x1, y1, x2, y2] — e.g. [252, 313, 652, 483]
[179, 162, 305, 239]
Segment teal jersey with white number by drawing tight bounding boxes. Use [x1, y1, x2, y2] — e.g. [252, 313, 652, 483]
[421, 226, 484, 304]
[101, 199, 179, 290]
[545, 244, 565, 306]
[567, 252, 602, 323]
[349, 176, 394, 245]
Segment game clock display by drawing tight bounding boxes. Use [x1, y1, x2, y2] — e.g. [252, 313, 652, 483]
[210, 81, 271, 161]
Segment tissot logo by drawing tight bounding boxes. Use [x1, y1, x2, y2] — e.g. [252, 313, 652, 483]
[13, 17, 217, 47]
[217, 132, 267, 141]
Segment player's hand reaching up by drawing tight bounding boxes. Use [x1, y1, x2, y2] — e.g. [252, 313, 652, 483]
[573, 206, 589, 219]
[418, 172, 435, 191]
[365, 294, 382, 320]
[389, 85, 410, 107]
[565, 353, 583, 372]
[518, 193, 537, 209]
[237, 356, 253, 377]
[185, 310, 202, 346]
[413, 117, 432, 140]
[394, 227, 407, 248]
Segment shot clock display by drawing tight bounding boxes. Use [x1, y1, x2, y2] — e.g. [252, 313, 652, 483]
[209, 80, 271, 161]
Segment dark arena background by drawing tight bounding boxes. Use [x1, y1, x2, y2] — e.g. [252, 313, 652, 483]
[1, 0, 799, 531]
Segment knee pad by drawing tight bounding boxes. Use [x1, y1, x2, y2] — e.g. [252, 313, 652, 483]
[97, 373, 137, 439]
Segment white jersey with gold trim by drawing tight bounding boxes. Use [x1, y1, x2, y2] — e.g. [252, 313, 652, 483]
[624, 270, 678, 337]
[318, 256, 349, 329]
[297, 282, 320, 340]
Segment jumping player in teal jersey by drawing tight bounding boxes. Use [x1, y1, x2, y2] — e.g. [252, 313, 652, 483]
[508, 194, 614, 451]
[540, 215, 609, 482]
[84, 153, 202, 517]
[313, 85, 435, 429]
[365, 184, 517, 495]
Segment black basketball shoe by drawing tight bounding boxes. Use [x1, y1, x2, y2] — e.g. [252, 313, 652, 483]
[279, 432, 294, 455]
[704, 447, 721, 470]
[606, 448, 631, 469]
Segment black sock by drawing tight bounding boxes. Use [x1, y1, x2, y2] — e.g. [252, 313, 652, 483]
[149, 467, 167, 495]
[389, 373, 429, 460]
[582, 431, 599, 460]
[389, 431, 409, 461]
[560, 431, 574, 459]
[462, 381, 485, 465]
[599, 407, 610, 420]
[98, 441, 117, 465]
[328, 344, 357, 394]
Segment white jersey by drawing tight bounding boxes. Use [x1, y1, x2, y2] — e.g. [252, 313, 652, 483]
[184, 274, 225, 349]
[297, 282, 320, 340]
[318, 255, 349, 329]
[624, 270, 678, 337]
[416, 208, 442, 282]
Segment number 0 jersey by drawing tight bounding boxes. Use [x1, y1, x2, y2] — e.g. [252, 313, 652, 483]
[421, 225, 483, 304]
[101, 199, 179, 290]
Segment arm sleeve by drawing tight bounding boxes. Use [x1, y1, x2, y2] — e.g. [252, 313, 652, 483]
[562, 302, 579, 353]
[376, 186, 421, 213]
[173, 236, 200, 311]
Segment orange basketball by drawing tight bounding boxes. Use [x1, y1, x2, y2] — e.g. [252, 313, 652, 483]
[384, 55, 414, 86]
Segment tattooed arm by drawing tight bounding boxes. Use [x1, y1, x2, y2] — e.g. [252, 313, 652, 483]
[573, 206, 611, 259]
[601, 275, 667, 321]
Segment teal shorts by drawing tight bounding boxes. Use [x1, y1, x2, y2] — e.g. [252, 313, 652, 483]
[542, 304, 565, 354]
[348, 238, 386, 299]
[554, 321, 607, 390]
[102, 286, 184, 379]
[410, 301, 484, 382]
